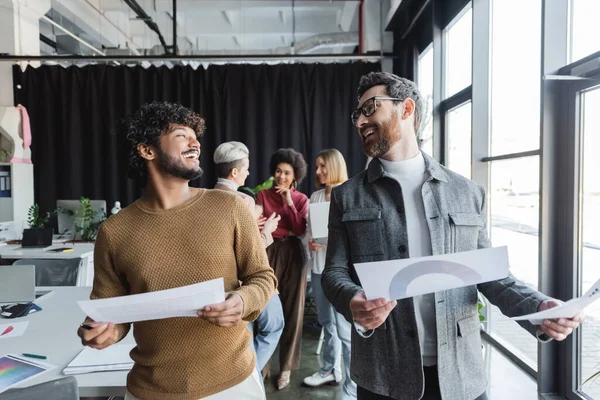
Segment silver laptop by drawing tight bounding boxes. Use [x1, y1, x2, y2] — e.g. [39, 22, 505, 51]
[0, 265, 36, 303]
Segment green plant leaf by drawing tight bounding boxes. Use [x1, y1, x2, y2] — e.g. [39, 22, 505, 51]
[583, 370, 600, 386]
[251, 177, 274, 194]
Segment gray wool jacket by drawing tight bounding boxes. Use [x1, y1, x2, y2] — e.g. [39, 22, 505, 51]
[321, 153, 549, 400]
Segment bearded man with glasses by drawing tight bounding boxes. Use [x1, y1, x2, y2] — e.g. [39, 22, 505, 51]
[321, 72, 582, 400]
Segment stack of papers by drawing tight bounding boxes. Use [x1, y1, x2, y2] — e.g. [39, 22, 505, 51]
[63, 343, 135, 375]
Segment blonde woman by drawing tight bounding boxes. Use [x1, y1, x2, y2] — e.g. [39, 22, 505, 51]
[304, 149, 356, 399]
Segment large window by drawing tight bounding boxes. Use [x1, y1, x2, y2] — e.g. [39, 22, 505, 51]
[571, 0, 600, 63]
[480, 0, 543, 370]
[487, 156, 540, 366]
[446, 102, 471, 179]
[423, 0, 600, 396]
[417, 44, 434, 157]
[490, 0, 541, 156]
[444, 6, 472, 98]
[577, 86, 600, 399]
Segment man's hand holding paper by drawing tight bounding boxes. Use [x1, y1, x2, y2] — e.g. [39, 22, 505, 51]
[77, 318, 122, 350]
[537, 300, 583, 341]
[198, 292, 245, 327]
[349, 291, 397, 330]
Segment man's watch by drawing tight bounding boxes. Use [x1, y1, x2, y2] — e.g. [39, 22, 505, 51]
[353, 320, 375, 338]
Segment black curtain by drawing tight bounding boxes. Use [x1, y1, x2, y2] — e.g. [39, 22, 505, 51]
[13, 62, 379, 215]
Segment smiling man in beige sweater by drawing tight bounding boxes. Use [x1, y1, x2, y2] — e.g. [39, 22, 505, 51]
[77, 102, 277, 400]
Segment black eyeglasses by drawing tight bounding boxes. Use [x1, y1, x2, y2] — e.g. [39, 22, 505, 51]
[351, 96, 402, 126]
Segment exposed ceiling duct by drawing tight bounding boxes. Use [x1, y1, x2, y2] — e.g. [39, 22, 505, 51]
[121, 0, 170, 55]
[275, 32, 358, 54]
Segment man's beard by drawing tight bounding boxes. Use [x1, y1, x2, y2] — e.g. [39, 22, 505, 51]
[156, 148, 203, 181]
[363, 111, 401, 159]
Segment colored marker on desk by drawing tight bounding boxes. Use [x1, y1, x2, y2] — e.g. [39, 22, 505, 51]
[22, 353, 47, 360]
[1, 325, 13, 336]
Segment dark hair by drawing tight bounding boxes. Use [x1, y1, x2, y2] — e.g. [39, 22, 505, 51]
[356, 72, 424, 133]
[215, 159, 246, 179]
[269, 148, 307, 187]
[122, 101, 206, 184]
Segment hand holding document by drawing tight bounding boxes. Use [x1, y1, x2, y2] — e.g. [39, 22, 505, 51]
[78, 278, 225, 324]
[510, 278, 600, 324]
[354, 247, 509, 301]
[309, 202, 330, 245]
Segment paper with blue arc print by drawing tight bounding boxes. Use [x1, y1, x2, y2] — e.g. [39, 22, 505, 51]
[354, 247, 510, 301]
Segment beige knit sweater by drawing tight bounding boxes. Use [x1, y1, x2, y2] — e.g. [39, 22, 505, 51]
[90, 189, 277, 400]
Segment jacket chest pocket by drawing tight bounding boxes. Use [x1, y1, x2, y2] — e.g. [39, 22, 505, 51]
[342, 208, 385, 259]
[449, 213, 482, 253]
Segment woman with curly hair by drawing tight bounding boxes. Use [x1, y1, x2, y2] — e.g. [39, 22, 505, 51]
[256, 148, 309, 390]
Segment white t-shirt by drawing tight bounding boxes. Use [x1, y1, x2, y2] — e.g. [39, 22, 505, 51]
[380, 152, 438, 366]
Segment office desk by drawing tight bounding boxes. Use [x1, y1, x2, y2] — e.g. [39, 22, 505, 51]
[0, 287, 132, 397]
[0, 244, 95, 286]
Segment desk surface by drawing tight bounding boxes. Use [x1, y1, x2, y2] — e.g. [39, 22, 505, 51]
[0, 243, 94, 260]
[0, 287, 132, 397]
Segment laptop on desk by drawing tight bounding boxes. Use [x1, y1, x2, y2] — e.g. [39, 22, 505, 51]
[0, 265, 52, 303]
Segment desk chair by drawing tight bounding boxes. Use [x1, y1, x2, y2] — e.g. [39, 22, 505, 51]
[0, 376, 79, 400]
[12, 258, 82, 286]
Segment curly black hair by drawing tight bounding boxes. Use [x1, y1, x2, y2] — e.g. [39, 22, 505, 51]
[269, 148, 307, 187]
[121, 101, 206, 183]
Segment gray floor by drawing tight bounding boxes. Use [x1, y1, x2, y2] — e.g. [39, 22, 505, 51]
[265, 318, 541, 400]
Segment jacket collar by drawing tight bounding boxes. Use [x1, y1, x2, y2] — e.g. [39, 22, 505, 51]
[367, 152, 448, 184]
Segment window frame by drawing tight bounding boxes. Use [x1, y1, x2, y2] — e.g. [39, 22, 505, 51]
[406, 0, 600, 397]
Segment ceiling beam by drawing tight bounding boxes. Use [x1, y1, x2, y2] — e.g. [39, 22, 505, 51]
[338, 1, 358, 31]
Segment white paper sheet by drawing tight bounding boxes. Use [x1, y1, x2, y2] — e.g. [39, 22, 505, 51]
[510, 277, 600, 324]
[0, 322, 29, 339]
[63, 343, 135, 375]
[78, 278, 225, 324]
[355, 247, 510, 301]
[309, 202, 330, 244]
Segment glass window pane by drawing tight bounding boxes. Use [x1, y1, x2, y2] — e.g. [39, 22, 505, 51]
[445, 7, 472, 98]
[491, 0, 541, 156]
[447, 102, 471, 179]
[486, 156, 540, 367]
[571, 0, 600, 63]
[578, 86, 600, 398]
[418, 45, 434, 157]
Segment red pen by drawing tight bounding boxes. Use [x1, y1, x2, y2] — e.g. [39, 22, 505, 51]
[1, 325, 14, 336]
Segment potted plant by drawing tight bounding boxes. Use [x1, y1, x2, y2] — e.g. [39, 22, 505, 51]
[22, 204, 54, 247]
[250, 176, 274, 194]
[59, 197, 107, 242]
[0, 147, 9, 162]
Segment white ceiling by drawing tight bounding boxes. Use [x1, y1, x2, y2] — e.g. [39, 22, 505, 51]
[45, 0, 371, 56]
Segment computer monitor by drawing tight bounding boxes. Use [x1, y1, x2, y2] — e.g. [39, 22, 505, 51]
[56, 199, 107, 236]
[0, 265, 35, 303]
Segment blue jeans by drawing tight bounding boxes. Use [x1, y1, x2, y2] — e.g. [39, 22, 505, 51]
[312, 271, 357, 399]
[248, 294, 285, 371]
